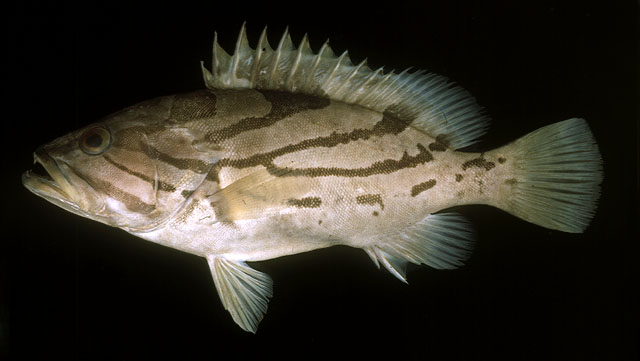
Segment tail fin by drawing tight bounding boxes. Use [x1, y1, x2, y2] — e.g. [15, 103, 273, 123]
[504, 118, 603, 233]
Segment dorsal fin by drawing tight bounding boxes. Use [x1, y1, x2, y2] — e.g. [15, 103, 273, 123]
[201, 23, 490, 149]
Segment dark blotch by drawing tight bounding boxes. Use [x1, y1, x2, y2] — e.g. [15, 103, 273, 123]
[372, 111, 413, 135]
[498, 157, 507, 164]
[455, 174, 463, 182]
[288, 197, 322, 208]
[356, 194, 384, 209]
[462, 156, 496, 171]
[428, 135, 449, 152]
[411, 179, 437, 197]
[181, 190, 194, 198]
[373, 211, 379, 216]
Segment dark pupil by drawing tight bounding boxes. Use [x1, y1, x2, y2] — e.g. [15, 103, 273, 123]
[85, 133, 103, 148]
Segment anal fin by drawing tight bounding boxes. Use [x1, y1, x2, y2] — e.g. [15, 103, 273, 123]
[365, 212, 475, 282]
[206, 255, 273, 333]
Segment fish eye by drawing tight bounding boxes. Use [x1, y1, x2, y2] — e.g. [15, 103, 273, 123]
[79, 126, 111, 155]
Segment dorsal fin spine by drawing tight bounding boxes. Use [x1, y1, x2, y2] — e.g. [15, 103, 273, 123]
[347, 65, 379, 103]
[285, 34, 308, 90]
[267, 27, 289, 87]
[211, 32, 225, 80]
[334, 58, 367, 97]
[304, 40, 330, 91]
[321, 50, 348, 90]
[231, 24, 249, 87]
[250, 27, 269, 84]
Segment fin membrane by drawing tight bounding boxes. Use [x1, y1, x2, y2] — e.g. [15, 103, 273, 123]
[365, 212, 475, 282]
[201, 24, 490, 149]
[206, 256, 273, 333]
[505, 118, 603, 233]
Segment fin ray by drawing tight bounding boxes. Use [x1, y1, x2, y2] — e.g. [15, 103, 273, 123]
[500, 118, 603, 233]
[207, 256, 273, 333]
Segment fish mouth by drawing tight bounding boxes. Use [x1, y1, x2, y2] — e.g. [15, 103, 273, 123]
[23, 149, 71, 201]
[22, 148, 100, 217]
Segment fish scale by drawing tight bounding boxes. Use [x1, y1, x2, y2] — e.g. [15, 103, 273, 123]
[22, 24, 602, 333]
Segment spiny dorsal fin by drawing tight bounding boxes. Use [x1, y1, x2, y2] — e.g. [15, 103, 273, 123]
[201, 23, 490, 149]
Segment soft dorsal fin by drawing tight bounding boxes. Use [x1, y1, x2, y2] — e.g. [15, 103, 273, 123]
[201, 24, 490, 149]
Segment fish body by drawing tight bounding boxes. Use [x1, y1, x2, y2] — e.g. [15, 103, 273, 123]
[22, 25, 602, 332]
[132, 88, 488, 261]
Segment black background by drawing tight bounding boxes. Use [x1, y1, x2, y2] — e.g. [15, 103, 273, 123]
[2, 1, 638, 360]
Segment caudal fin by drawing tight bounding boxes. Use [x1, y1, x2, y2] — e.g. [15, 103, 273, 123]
[504, 118, 603, 233]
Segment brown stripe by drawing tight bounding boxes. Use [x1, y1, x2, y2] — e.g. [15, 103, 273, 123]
[104, 155, 176, 192]
[288, 197, 322, 208]
[265, 143, 433, 178]
[88, 177, 156, 214]
[206, 90, 330, 142]
[218, 113, 420, 177]
[356, 194, 384, 209]
[411, 179, 436, 197]
[110, 129, 214, 175]
[152, 147, 213, 174]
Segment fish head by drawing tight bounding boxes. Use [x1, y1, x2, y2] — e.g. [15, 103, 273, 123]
[23, 94, 220, 232]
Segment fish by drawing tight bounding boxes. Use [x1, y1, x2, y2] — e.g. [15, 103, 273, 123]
[22, 24, 603, 333]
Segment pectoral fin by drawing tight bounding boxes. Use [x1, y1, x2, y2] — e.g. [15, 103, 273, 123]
[206, 255, 273, 333]
[209, 168, 316, 220]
